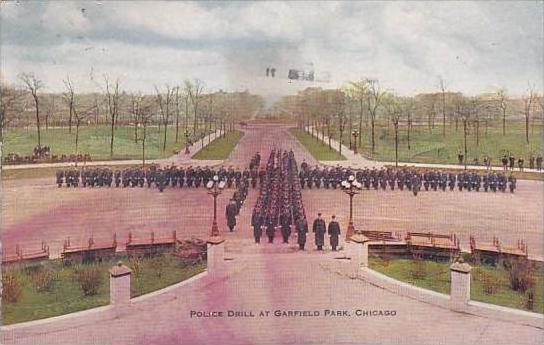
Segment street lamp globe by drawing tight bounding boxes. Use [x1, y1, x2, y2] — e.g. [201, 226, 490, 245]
[213, 175, 219, 182]
[218, 181, 226, 189]
[206, 180, 214, 189]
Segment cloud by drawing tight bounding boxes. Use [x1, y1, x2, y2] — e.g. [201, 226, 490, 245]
[1, 1, 542, 98]
[41, 2, 91, 33]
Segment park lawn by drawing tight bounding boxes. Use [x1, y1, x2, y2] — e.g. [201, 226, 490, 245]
[1, 255, 206, 325]
[289, 128, 347, 161]
[3, 126, 211, 161]
[192, 130, 244, 160]
[332, 122, 544, 165]
[369, 255, 543, 313]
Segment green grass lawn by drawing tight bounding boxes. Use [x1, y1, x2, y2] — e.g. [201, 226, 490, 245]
[289, 128, 347, 161]
[369, 255, 543, 313]
[192, 130, 244, 160]
[327, 122, 544, 165]
[3, 126, 211, 162]
[1, 255, 206, 325]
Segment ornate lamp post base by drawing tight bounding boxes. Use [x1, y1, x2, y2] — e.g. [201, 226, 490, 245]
[207, 221, 224, 245]
[346, 221, 356, 242]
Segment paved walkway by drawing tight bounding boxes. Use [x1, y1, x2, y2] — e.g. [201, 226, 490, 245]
[307, 127, 544, 173]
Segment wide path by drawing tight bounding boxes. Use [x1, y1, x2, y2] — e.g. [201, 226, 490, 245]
[3, 254, 541, 345]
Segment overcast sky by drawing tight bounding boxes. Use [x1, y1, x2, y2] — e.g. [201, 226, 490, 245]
[1, 1, 542, 98]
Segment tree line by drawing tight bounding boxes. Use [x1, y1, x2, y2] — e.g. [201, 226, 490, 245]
[0, 73, 265, 157]
[275, 78, 543, 166]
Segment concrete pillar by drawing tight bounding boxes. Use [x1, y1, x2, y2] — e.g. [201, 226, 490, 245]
[450, 259, 472, 310]
[207, 237, 225, 277]
[347, 233, 370, 276]
[109, 261, 132, 305]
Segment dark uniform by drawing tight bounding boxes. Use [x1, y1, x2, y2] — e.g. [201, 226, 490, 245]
[226, 201, 237, 232]
[327, 217, 341, 251]
[251, 209, 263, 244]
[296, 217, 308, 250]
[312, 215, 326, 250]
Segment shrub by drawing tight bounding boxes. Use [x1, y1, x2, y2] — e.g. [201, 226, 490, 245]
[75, 266, 103, 296]
[2, 270, 23, 304]
[30, 268, 57, 293]
[128, 256, 143, 278]
[525, 291, 535, 311]
[480, 271, 499, 295]
[410, 256, 427, 280]
[503, 257, 536, 293]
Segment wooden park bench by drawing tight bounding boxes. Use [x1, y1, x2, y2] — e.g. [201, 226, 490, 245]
[125, 231, 177, 256]
[175, 238, 207, 263]
[2, 242, 50, 265]
[405, 232, 460, 259]
[470, 235, 528, 265]
[362, 230, 407, 255]
[62, 235, 117, 261]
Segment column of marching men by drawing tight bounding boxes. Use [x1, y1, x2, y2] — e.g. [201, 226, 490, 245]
[298, 163, 517, 195]
[55, 153, 262, 192]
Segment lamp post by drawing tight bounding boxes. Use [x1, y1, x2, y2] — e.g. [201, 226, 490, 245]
[206, 175, 226, 241]
[184, 128, 190, 154]
[352, 130, 359, 154]
[341, 175, 362, 241]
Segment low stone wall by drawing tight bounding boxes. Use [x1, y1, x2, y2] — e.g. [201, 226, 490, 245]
[358, 267, 543, 329]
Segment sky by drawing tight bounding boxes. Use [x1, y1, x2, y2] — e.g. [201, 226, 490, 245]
[1, 1, 542, 99]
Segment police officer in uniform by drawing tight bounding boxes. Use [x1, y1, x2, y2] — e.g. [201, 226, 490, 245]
[327, 215, 341, 251]
[226, 200, 238, 232]
[312, 213, 326, 250]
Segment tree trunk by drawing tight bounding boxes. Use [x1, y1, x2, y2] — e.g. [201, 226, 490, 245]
[476, 119, 480, 146]
[395, 124, 399, 167]
[463, 119, 468, 170]
[371, 117, 375, 156]
[163, 118, 168, 152]
[339, 130, 343, 156]
[502, 109, 506, 136]
[407, 118, 411, 150]
[327, 124, 331, 149]
[110, 113, 115, 157]
[68, 105, 73, 133]
[175, 110, 180, 143]
[525, 115, 529, 143]
[358, 98, 363, 148]
[193, 105, 198, 136]
[75, 122, 80, 154]
[34, 95, 41, 147]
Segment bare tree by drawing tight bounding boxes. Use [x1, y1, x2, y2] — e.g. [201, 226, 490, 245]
[365, 79, 386, 156]
[186, 79, 204, 135]
[438, 77, 447, 137]
[155, 84, 174, 152]
[19, 73, 44, 147]
[0, 84, 25, 141]
[496, 88, 508, 136]
[522, 83, 536, 144]
[133, 95, 153, 167]
[400, 97, 414, 150]
[174, 86, 181, 143]
[73, 103, 95, 155]
[63, 75, 75, 132]
[384, 93, 402, 166]
[44, 94, 55, 130]
[349, 80, 367, 148]
[104, 76, 120, 157]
